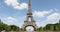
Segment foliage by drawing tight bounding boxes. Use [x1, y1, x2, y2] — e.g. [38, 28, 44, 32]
[0, 19, 60, 31]
[0, 20, 10, 32]
[36, 20, 60, 31]
[9, 25, 20, 31]
[0, 20, 24, 32]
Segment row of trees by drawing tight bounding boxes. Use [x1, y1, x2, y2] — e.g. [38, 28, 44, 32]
[36, 20, 60, 31]
[0, 19, 60, 32]
[0, 20, 24, 32]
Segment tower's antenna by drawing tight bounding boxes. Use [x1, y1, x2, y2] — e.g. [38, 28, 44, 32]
[28, 0, 32, 13]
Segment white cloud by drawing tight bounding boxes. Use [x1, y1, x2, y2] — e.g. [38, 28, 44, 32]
[1, 17, 18, 25]
[37, 13, 60, 27]
[4, 0, 28, 10]
[47, 13, 60, 20]
[4, 17, 18, 22]
[54, 8, 59, 11]
[33, 9, 53, 17]
[43, 13, 60, 25]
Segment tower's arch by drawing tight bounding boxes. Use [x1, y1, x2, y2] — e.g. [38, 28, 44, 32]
[24, 25, 36, 31]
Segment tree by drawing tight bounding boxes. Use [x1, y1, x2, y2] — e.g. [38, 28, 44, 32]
[0, 19, 10, 32]
[36, 27, 43, 31]
[9, 25, 20, 31]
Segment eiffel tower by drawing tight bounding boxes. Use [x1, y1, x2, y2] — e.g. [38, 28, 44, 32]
[22, 0, 37, 31]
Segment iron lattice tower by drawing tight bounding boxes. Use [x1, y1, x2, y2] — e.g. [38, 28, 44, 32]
[22, 0, 38, 31]
[26, 0, 34, 21]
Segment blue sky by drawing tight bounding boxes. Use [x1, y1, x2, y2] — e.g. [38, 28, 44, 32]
[0, 0, 60, 27]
